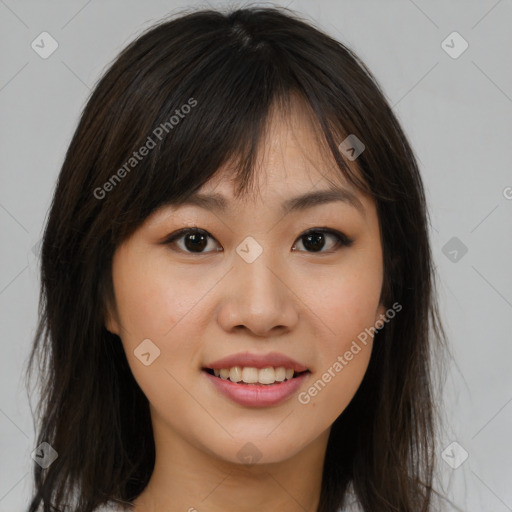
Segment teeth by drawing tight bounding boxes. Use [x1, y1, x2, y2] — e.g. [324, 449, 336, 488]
[242, 367, 258, 383]
[211, 366, 299, 385]
[229, 367, 242, 383]
[258, 367, 276, 384]
[275, 367, 286, 381]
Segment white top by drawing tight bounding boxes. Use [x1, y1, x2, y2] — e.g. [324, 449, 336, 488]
[93, 503, 132, 512]
[94, 506, 360, 512]
[93, 496, 362, 512]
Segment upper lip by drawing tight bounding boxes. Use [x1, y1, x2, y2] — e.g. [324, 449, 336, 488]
[204, 351, 309, 372]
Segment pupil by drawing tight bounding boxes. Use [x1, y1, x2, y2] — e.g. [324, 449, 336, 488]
[303, 232, 324, 252]
[185, 232, 207, 252]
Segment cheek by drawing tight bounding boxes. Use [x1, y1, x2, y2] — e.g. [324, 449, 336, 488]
[111, 246, 201, 339]
[111, 254, 208, 407]
[110, 249, 207, 391]
[305, 252, 383, 347]
[297, 250, 382, 414]
[297, 279, 378, 420]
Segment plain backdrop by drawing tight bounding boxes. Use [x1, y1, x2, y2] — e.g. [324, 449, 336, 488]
[1, 0, 511, 510]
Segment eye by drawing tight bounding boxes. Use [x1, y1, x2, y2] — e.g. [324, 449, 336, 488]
[292, 228, 354, 253]
[162, 227, 353, 254]
[163, 227, 222, 254]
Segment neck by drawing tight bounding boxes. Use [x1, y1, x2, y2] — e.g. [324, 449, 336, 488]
[131, 413, 330, 512]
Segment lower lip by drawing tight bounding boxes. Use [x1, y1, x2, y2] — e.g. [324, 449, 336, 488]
[203, 370, 309, 407]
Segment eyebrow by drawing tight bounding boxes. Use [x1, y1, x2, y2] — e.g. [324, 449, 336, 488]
[173, 187, 365, 217]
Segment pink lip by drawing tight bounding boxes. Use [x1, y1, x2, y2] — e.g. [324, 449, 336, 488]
[204, 370, 309, 407]
[204, 351, 309, 372]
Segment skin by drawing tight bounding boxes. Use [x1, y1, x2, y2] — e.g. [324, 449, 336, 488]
[105, 100, 386, 512]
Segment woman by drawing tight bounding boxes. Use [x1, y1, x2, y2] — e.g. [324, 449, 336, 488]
[25, 6, 450, 512]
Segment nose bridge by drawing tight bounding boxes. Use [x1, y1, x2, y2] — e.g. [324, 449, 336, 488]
[234, 237, 283, 305]
[218, 236, 297, 335]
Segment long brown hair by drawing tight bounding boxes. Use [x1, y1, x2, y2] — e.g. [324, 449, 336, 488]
[25, 6, 450, 511]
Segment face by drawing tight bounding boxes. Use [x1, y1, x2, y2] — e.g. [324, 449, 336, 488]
[105, 101, 386, 466]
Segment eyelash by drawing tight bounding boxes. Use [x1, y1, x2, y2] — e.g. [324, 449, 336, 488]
[162, 227, 354, 255]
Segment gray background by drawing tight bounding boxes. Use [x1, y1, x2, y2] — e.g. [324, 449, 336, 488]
[1, 0, 511, 510]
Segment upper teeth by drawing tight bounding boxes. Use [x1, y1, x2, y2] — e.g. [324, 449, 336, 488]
[213, 366, 296, 384]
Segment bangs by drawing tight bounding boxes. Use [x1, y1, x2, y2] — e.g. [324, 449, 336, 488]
[89, 11, 370, 246]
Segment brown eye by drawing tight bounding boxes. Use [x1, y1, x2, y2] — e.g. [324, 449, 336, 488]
[292, 229, 353, 253]
[163, 227, 353, 255]
[163, 228, 221, 254]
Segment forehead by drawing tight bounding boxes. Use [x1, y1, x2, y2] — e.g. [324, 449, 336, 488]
[145, 96, 373, 227]
[200, 100, 360, 201]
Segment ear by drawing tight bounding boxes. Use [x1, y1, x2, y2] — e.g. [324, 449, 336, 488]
[374, 302, 387, 329]
[105, 312, 120, 335]
[375, 303, 386, 321]
[104, 298, 121, 335]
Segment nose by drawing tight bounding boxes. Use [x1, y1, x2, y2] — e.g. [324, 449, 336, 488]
[216, 250, 299, 337]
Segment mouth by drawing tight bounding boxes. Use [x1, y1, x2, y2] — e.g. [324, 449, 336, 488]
[202, 366, 311, 407]
[202, 367, 311, 385]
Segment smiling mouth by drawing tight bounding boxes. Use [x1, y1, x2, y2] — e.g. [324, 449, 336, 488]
[203, 367, 310, 385]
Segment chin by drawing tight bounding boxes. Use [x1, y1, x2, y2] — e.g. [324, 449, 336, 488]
[200, 433, 310, 467]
